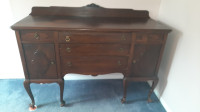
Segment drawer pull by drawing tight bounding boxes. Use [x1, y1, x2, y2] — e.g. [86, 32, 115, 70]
[65, 36, 70, 42]
[31, 59, 35, 62]
[66, 47, 71, 52]
[119, 48, 124, 52]
[50, 61, 55, 65]
[67, 62, 72, 67]
[34, 49, 39, 55]
[121, 35, 126, 40]
[118, 60, 122, 66]
[132, 60, 136, 64]
[34, 32, 40, 40]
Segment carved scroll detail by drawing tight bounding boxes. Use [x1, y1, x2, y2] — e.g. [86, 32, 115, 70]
[84, 3, 104, 8]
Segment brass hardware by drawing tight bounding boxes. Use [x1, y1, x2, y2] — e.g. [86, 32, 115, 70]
[66, 47, 71, 52]
[132, 60, 136, 64]
[67, 62, 72, 67]
[121, 34, 126, 40]
[50, 61, 55, 65]
[65, 36, 70, 42]
[119, 48, 124, 52]
[118, 60, 122, 66]
[34, 51, 38, 55]
[34, 49, 39, 55]
[34, 32, 39, 40]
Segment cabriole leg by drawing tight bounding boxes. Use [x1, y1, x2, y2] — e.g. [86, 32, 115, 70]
[58, 78, 65, 107]
[23, 80, 37, 111]
[147, 79, 158, 103]
[121, 77, 128, 103]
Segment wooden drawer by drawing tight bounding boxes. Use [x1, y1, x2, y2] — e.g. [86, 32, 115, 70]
[61, 56, 128, 74]
[136, 33, 164, 43]
[60, 44, 130, 56]
[59, 32, 131, 43]
[20, 30, 54, 42]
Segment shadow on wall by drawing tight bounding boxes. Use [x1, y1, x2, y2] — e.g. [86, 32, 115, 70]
[155, 23, 182, 98]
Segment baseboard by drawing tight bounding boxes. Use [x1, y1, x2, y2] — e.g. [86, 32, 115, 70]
[154, 90, 173, 112]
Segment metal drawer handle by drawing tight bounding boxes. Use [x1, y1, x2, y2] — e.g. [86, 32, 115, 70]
[67, 62, 72, 67]
[121, 34, 126, 40]
[65, 36, 70, 42]
[31, 59, 35, 62]
[119, 48, 124, 52]
[118, 60, 122, 66]
[66, 47, 71, 52]
[34, 32, 40, 40]
[50, 61, 55, 65]
[34, 49, 39, 55]
[132, 60, 136, 64]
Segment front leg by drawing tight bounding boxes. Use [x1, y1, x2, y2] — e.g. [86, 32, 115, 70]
[147, 79, 158, 103]
[23, 80, 37, 111]
[121, 77, 128, 103]
[57, 78, 65, 107]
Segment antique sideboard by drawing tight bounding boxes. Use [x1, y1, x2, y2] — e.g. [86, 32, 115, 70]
[11, 3, 171, 110]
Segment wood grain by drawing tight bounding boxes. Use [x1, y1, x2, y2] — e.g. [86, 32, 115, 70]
[11, 4, 171, 108]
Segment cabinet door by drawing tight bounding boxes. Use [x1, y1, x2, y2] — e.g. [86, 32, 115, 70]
[23, 44, 57, 79]
[131, 44, 162, 77]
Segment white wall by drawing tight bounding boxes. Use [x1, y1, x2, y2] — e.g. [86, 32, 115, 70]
[0, 1, 24, 79]
[1, 0, 200, 112]
[0, 0, 161, 79]
[155, 0, 200, 112]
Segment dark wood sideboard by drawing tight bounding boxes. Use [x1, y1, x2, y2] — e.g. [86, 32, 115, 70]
[11, 3, 171, 110]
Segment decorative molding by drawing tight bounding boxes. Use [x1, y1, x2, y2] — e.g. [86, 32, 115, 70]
[84, 3, 104, 8]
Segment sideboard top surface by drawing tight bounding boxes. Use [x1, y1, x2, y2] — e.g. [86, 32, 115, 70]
[11, 4, 171, 32]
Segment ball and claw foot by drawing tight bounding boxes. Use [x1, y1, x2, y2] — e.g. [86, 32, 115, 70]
[60, 100, 65, 107]
[147, 98, 152, 103]
[29, 103, 37, 111]
[121, 98, 126, 104]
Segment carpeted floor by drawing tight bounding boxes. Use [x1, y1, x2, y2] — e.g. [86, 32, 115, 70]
[0, 79, 166, 112]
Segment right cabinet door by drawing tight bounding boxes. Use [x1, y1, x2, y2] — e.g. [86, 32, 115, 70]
[131, 44, 162, 77]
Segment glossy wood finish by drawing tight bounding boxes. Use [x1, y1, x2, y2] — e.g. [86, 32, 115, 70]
[21, 30, 54, 42]
[58, 32, 132, 44]
[30, 4, 149, 19]
[11, 3, 171, 109]
[60, 44, 130, 56]
[131, 44, 162, 77]
[61, 56, 128, 76]
[23, 44, 57, 79]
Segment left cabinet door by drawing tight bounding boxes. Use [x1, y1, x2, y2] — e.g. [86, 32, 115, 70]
[23, 44, 58, 79]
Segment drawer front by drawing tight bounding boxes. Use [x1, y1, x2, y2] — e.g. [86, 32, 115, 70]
[136, 33, 164, 43]
[60, 44, 130, 56]
[20, 30, 54, 42]
[61, 56, 128, 74]
[59, 32, 132, 43]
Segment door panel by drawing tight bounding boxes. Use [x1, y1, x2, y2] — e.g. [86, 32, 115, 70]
[23, 44, 57, 79]
[131, 44, 162, 77]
